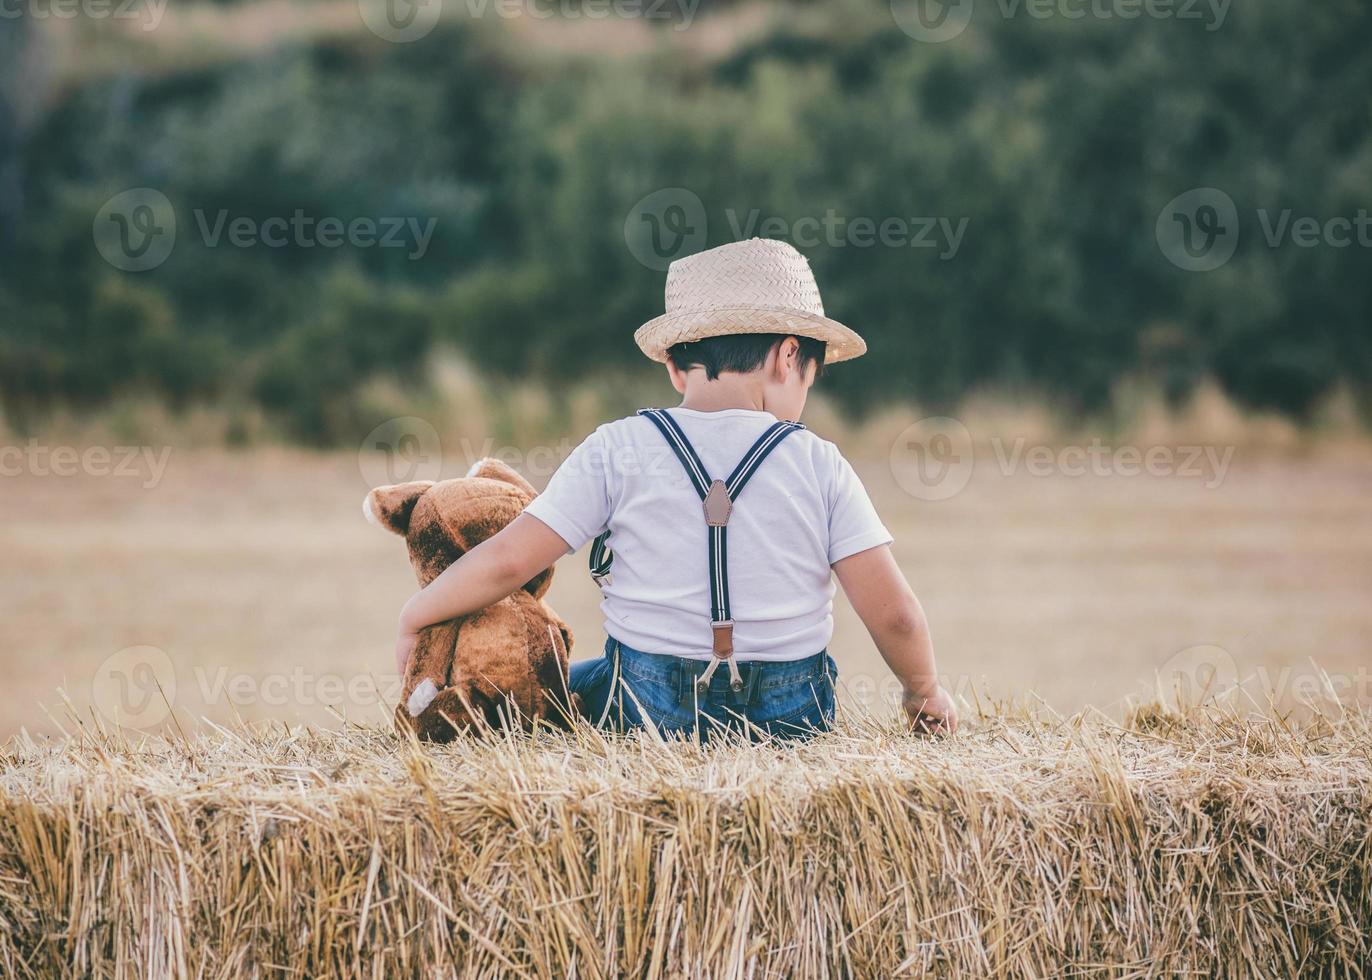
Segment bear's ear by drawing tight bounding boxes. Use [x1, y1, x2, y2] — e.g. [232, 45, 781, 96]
[363, 481, 435, 535]
[466, 457, 537, 498]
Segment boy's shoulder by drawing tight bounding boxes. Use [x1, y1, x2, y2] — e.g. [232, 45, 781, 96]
[578, 413, 651, 449]
[585, 411, 846, 469]
[591, 409, 832, 439]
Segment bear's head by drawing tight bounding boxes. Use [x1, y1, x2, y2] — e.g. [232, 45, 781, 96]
[363, 457, 552, 597]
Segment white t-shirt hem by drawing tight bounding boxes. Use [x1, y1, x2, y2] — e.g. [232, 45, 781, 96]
[605, 627, 830, 663]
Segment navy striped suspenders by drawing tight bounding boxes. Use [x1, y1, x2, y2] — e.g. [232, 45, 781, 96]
[587, 408, 805, 692]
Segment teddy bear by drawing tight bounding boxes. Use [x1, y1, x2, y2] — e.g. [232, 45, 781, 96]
[364, 458, 575, 741]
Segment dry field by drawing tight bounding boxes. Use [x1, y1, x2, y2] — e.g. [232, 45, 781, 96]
[2, 442, 1371, 736]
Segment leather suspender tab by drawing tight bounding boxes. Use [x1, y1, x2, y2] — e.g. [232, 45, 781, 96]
[711, 621, 734, 658]
[703, 479, 732, 526]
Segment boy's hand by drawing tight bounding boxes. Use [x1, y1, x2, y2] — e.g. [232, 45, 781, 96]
[394, 626, 419, 675]
[902, 684, 958, 736]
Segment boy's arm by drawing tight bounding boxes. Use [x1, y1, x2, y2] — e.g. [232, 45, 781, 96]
[393, 513, 569, 672]
[832, 544, 957, 734]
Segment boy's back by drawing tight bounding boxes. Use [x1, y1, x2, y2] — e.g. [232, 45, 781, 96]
[525, 407, 892, 661]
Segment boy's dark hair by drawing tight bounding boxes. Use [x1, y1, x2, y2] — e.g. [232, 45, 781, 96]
[667, 333, 826, 381]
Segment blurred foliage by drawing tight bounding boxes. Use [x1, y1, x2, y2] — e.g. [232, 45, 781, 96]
[0, 0, 1370, 442]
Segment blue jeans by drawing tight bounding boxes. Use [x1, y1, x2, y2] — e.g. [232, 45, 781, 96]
[568, 638, 837, 743]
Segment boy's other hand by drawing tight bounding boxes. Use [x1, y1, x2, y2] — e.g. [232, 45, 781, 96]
[833, 545, 954, 736]
[903, 684, 958, 736]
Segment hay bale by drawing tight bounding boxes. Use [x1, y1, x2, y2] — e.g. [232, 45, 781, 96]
[1, 706, 1369, 978]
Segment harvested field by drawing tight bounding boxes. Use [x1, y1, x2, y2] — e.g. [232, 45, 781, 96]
[2, 446, 1371, 737]
[2, 703, 1369, 978]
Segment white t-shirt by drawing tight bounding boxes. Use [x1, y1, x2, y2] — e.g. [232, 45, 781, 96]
[523, 407, 892, 662]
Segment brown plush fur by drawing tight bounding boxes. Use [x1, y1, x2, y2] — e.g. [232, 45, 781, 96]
[365, 459, 574, 741]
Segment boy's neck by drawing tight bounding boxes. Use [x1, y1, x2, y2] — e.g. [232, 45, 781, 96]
[678, 373, 768, 414]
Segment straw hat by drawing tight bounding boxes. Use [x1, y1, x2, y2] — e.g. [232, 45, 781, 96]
[633, 238, 867, 364]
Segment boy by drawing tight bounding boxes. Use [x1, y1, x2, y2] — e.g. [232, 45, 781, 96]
[394, 238, 957, 740]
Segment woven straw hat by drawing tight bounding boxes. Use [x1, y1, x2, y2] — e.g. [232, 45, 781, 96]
[634, 238, 867, 364]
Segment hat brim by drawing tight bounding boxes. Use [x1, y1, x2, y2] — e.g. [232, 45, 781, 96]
[634, 306, 867, 365]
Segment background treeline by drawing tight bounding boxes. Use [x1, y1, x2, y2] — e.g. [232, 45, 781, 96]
[1, 0, 1369, 443]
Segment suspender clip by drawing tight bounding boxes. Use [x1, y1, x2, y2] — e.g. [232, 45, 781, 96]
[726, 655, 743, 692]
[695, 656, 720, 695]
